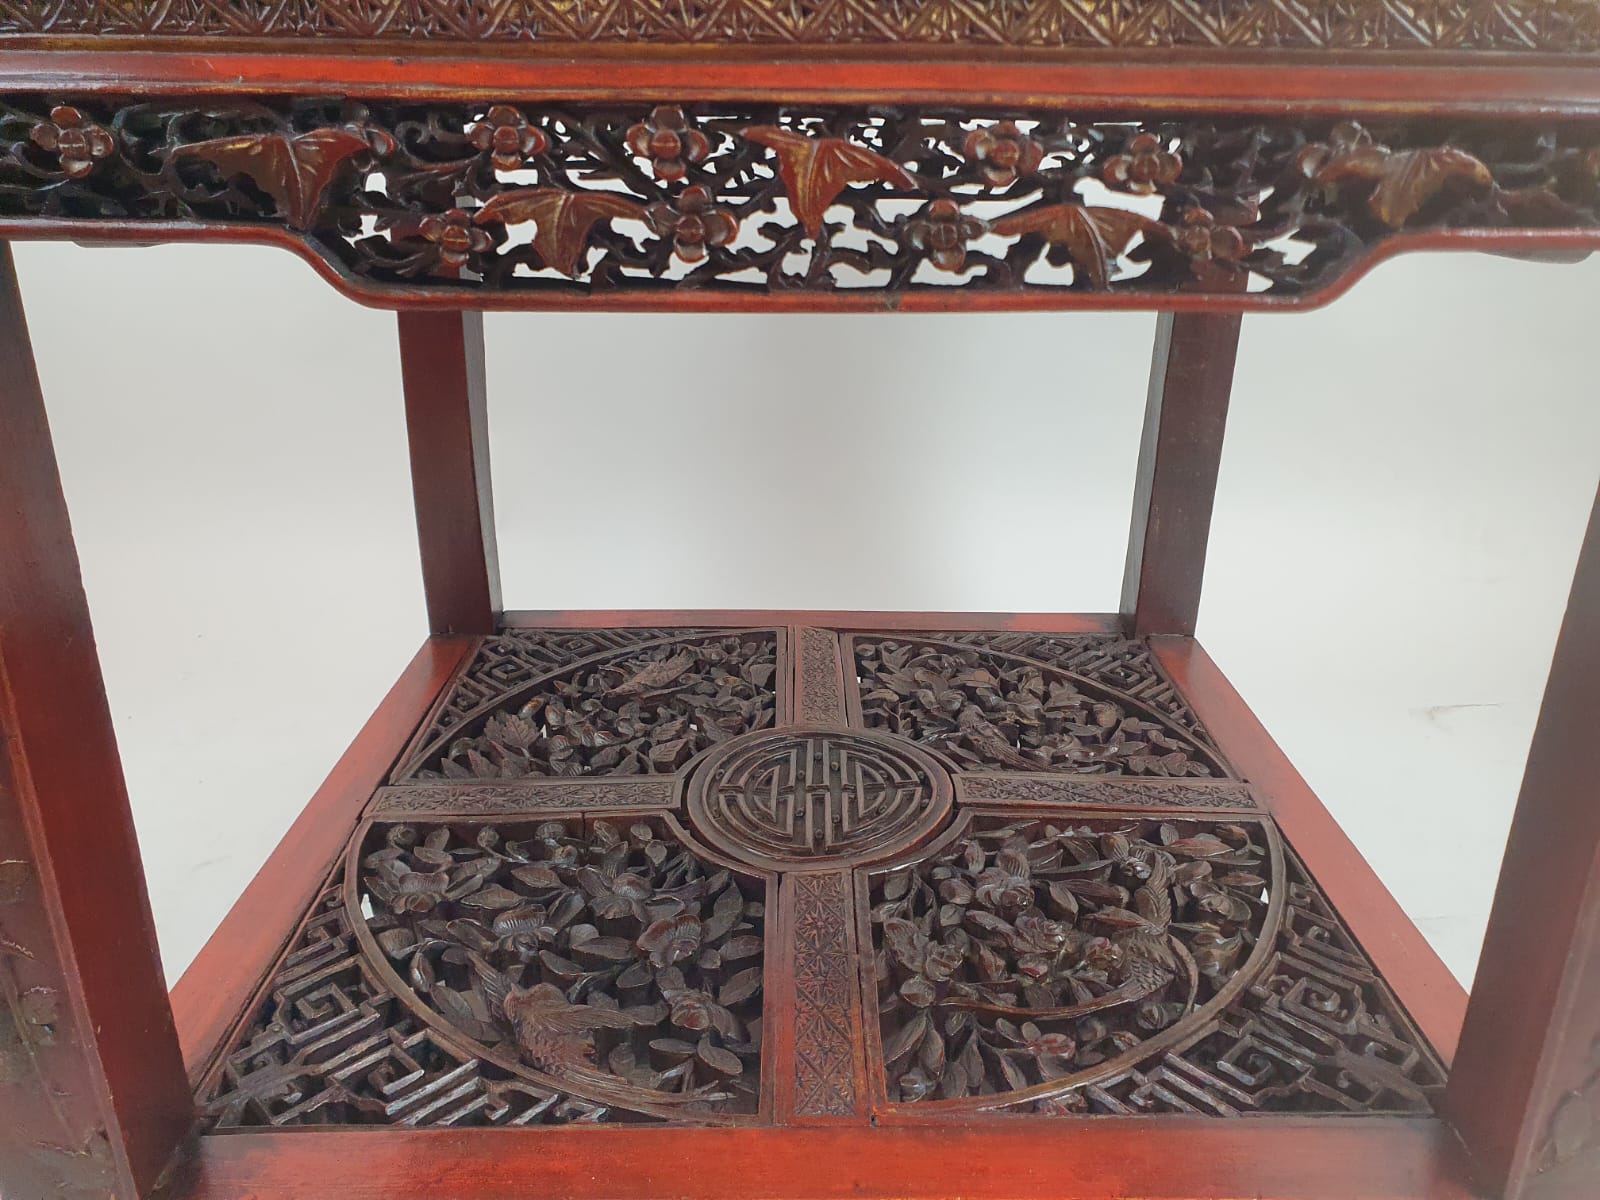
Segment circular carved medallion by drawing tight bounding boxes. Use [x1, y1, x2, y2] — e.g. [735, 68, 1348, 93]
[686, 727, 953, 870]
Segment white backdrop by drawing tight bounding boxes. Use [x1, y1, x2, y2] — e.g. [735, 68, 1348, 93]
[12, 239, 1599, 988]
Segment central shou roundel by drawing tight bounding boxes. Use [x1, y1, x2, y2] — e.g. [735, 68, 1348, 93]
[687, 728, 954, 870]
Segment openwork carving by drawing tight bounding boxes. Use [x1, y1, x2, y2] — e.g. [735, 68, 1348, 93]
[1005, 850, 1446, 1115]
[418, 630, 688, 748]
[200, 881, 608, 1127]
[686, 729, 953, 870]
[3, 0, 1598, 52]
[853, 636, 1227, 777]
[2, 97, 1597, 308]
[869, 816, 1278, 1106]
[397, 631, 779, 782]
[358, 818, 767, 1115]
[959, 775, 1258, 810]
[197, 623, 1450, 1133]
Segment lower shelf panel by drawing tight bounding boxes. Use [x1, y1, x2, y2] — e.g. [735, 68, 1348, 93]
[166, 613, 1474, 1199]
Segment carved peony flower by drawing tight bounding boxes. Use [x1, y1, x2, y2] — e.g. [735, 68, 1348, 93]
[644, 185, 739, 263]
[468, 105, 550, 173]
[30, 106, 115, 180]
[906, 198, 986, 272]
[974, 848, 1034, 914]
[420, 208, 494, 270]
[389, 867, 451, 914]
[625, 106, 711, 182]
[1103, 132, 1182, 194]
[637, 912, 703, 969]
[963, 121, 1044, 188]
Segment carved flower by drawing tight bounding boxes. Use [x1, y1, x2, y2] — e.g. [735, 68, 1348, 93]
[1172, 207, 1250, 285]
[906, 198, 986, 272]
[637, 912, 703, 968]
[974, 848, 1035, 914]
[388, 866, 452, 914]
[420, 208, 494, 270]
[1293, 121, 1373, 179]
[625, 106, 711, 182]
[468, 105, 550, 172]
[660, 987, 737, 1036]
[491, 904, 562, 959]
[1103, 132, 1182, 194]
[578, 866, 653, 923]
[644, 185, 739, 263]
[963, 121, 1044, 188]
[30, 106, 115, 180]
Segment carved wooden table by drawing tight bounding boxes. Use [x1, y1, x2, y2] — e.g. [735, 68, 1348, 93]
[2, 5, 1600, 1199]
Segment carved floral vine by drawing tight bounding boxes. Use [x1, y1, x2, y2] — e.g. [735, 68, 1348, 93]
[362, 819, 766, 1112]
[2, 99, 1596, 302]
[871, 817, 1269, 1102]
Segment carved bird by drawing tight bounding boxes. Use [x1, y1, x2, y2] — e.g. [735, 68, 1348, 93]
[939, 857, 1198, 1022]
[471, 955, 638, 1077]
[955, 706, 1042, 771]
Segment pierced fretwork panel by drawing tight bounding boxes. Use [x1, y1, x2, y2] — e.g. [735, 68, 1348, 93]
[395, 630, 781, 782]
[195, 625, 1449, 1134]
[199, 881, 617, 1128]
[200, 813, 772, 1128]
[1007, 850, 1447, 1116]
[2, 98, 1596, 308]
[851, 634, 1228, 777]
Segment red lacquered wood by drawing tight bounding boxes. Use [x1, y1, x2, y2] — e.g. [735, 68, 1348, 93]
[498, 609, 1125, 632]
[170, 1119, 1479, 1200]
[169, 635, 474, 1081]
[397, 311, 500, 635]
[0, 241, 190, 1198]
[1121, 312, 1242, 637]
[1448, 483, 1600, 1200]
[1149, 635, 1468, 1064]
[2, 50, 1600, 116]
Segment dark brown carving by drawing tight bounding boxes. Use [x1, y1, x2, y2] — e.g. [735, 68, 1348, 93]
[868, 815, 1277, 1106]
[2, 99, 1597, 306]
[852, 636, 1227, 777]
[370, 781, 678, 816]
[959, 775, 1259, 811]
[787, 872, 862, 1119]
[200, 880, 610, 1128]
[1006, 849, 1447, 1116]
[686, 729, 954, 871]
[358, 818, 767, 1115]
[398, 631, 779, 782]
[4, 0, 1599, 52]
[796, 628, 848, 725]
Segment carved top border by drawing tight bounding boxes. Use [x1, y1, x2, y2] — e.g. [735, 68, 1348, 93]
[3, 0, 1600, 54]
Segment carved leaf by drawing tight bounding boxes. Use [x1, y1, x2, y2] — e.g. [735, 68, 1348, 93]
[474, 188, 644, 277]
[1315, 146, 1493, 228]
[742, 126, 919, 236]
[991, 205, 1156, 289]
[175, 127, 381, 230]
